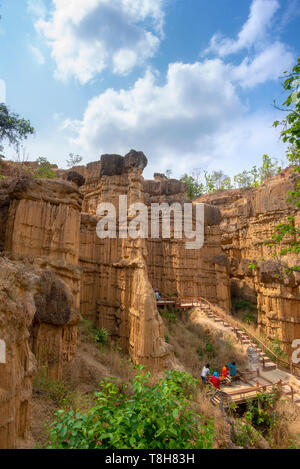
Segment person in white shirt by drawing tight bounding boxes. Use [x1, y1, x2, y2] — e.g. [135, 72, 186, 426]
[201, 364, 210, 384]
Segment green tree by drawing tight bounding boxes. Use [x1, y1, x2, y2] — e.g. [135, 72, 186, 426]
[0, 144, 4, 161]
[0, 103, 34, 155]
[180, 173, 204, 199]
[259, 154, 279, 183]
[66, 153, 83, 167]
[204, 170, 232, 192]
[34, 157, 56, 179]
[204, 171, 216, 192]
[267, 58, 300, 272]
[233, 170, 253, 188]
[250, 165, 260, 187]
[221, 175, 233, 190]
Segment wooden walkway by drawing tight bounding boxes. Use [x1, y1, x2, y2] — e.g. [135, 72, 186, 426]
[157, 295, 300, 407]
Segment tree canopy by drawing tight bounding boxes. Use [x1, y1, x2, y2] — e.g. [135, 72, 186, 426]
[0, 103, 34, 155]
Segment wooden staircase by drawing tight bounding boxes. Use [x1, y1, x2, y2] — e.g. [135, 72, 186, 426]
[156, 295, 300, 406]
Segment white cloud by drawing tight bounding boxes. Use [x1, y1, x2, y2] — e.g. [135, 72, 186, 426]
[29, 44, 46, 65]
[0, 80, 6, 103]
[203, 0, 294, 89]
[209, 111, 287, 175]
[34, 0, 165, 83]
[60, 56, 290, 178]
[24, 0, 293, 177]
[62, 60, 243, 175]
[205, 0, 280, 56]
[231, 41, 294, 88]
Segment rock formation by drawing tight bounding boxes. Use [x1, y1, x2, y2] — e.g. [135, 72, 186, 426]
[76, 150, 231, 369]
[0, 257, 78, 448]
[197, 167, 300, 354]
[143, 179, 231, 310]
[0, 177, 82, 382]
[0, 258, 36, 449]
[79, 151, 171, 371]
[1, 148, 274, 448]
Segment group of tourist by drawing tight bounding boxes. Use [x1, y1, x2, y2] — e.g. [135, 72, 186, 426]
[201, 362, 237, 390]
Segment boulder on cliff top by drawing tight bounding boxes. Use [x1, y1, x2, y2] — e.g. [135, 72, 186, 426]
[100, 150, 148, 176]
[66, 170, 86, 187]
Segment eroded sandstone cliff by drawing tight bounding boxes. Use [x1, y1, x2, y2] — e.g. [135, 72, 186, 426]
[143, 178, 231, 310]
[76, 150, 231, 369]
[79, 151, 171, 371]
[0, 149, 237, 448]
[0, 177, 82, 380]
[197, 168, 300, 354]
[0, 257, 78, 448]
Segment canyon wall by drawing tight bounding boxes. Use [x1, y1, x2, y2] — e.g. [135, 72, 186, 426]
[143, 176, 231, 311]
[0, 258, 78, 448]
[79, 151, 171, 371]
[0, 259, 36, 449]
[77, 151, 231, 368]
[0, 177, 82, 379]
[0, 150, 231, 447]
[197, 168, 300, 354]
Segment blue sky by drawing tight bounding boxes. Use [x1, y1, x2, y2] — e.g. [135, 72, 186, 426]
[0, 0, 299, 179]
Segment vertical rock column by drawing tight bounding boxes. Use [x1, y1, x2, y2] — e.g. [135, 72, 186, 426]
[79, 151, 170, 372]
[4, 178, 82, 378]
[0, 259, 36, 449]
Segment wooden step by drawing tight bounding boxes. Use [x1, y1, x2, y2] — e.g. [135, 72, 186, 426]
[262, 363, 276, 371]
[259, 356, 273, 363]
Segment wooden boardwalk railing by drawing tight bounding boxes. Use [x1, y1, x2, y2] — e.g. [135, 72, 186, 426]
[156, 295, 300, 378]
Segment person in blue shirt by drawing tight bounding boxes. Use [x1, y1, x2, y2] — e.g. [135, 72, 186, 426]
[228, 361, 236, 377]
[154, 288, 160, 301]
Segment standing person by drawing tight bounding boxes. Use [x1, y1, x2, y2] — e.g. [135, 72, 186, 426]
[228, 361, 236, 377]
[201, 363, 210, 384]
[154, 288, 159, 301]
[209, 372, 220, 390]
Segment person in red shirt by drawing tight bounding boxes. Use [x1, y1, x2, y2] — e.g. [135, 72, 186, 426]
[209, 372, 220, 390]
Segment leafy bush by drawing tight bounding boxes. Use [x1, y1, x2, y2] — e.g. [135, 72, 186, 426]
[245, 390, 279, 433]
[243, 312, 256, 324]
[94, 328, 108, 345]
[34, 365, 75, 409]
[33, 157, 56, 179]
[234, 421, 260, 448]
[232, 298, 256, 311]
[80, 319, 109, 346]
[205, 339, 216, 358]
[268, 338, 288, 360]
[46, 369, 215, 449]
[232, 298, 258, 324]
[159, 305, 177, 323]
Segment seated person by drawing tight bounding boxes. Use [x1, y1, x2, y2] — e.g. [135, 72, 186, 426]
[209, 372, 220, 390]
[228, 361, 236, 377]
[221, 365, 228, 379]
